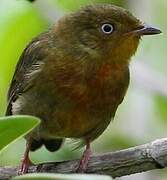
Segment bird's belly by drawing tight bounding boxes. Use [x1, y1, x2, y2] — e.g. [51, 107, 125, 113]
[34, 62, 129, 139]
[42, 106, 111, 139]
[40, 88, 119, 140]
[17, 66, 129, 140]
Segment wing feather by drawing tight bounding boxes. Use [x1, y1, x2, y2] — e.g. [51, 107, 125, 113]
[6, 33, 49, 115]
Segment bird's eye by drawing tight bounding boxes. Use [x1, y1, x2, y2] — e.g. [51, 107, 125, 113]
[101, 23, 114, 34]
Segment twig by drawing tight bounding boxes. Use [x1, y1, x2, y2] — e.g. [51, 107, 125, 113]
[1, 138, 167, 179]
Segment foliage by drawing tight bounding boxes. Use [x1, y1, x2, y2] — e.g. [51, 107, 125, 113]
[0, 115, 40, 151]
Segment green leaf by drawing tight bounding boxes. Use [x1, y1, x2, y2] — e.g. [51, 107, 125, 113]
[0, 115, 40, 151]
[12, 173, 112, 180]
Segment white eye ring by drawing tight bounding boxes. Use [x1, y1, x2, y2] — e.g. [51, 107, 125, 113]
[101, 23, 114, 34]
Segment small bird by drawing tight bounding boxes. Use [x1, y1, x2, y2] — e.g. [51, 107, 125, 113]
[6, 4, 161, 174]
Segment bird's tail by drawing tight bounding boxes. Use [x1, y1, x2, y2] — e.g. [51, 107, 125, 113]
[30, 138, 64, 152]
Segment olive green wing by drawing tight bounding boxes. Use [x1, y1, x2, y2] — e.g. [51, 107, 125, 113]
[6, 33, 48, 115]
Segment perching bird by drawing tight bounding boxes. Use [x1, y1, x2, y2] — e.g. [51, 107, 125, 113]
[6, 4, 161, 174]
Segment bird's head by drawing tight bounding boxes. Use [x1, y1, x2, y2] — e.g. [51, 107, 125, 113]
[54, 4, 161, 66]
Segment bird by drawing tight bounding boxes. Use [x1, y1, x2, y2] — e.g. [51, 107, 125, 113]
[6, 4, 161, 174]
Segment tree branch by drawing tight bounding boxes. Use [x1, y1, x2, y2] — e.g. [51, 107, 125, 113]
[1, 138, 167, 180]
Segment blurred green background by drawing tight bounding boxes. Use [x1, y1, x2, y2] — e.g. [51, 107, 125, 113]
[0, 0, 166, 179]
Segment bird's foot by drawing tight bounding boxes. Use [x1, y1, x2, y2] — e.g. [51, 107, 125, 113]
[18, 155, 33, 175]
[77, 141, 91, 173]
[18, 142, 33, 175]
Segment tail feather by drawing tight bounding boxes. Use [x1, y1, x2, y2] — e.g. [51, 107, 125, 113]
[43, 138, 63, 152]
[30, 139, 43, 151]
[30, 138, 63, 152]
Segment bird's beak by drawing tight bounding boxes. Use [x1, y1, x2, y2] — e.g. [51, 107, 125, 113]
[133, 24, 162, 36]
[125, 24, 162, 37]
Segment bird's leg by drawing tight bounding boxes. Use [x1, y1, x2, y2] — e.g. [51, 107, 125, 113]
[77, 139, 91, 173]
[18, 142, 33, 175]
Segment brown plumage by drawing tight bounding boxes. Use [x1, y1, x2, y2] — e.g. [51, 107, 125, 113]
[6, 4, 161, 174]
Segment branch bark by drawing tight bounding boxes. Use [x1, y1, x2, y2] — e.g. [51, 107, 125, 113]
[1, 138, 167, 180]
